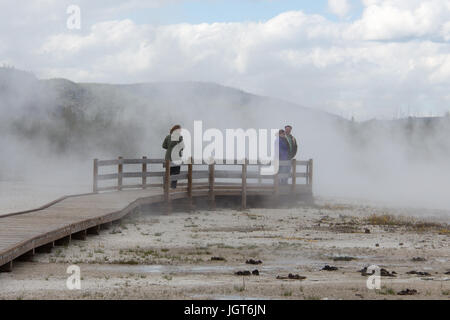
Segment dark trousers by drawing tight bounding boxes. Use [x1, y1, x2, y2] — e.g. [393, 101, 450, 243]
[170, 166, 180, 189]
[279, 164, 291, 185]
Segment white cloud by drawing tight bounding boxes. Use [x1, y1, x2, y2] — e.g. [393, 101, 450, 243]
[2, 1, 450, 119]
[352, 0, 450, 40]
[328, 0, 351, 18]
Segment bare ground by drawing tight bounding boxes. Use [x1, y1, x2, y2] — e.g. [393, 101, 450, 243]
[0, 198, 449, 300]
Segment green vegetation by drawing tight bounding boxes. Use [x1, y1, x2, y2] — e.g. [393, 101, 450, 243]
[377, 286, 396, 295]
[367, 214, 449, 234]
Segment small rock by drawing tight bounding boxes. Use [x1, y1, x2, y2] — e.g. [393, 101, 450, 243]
[380, 268, 397, 277]
[360, 267, 396, 277]
[399, 243, 404, 246]
[246, 259, 262, 265]
[288, 273, 306, 280]
[365, 229, 371, 234]
[276, 273, 306, 280]
[333, 256, 356, 262]
[322, 265, 339, 271]
[375, 243, 380, 247]
[211, 256, 225, 261]
[411, 257, 427, 262]
[397, 289, 418, 296]
[407, 271, 431, 276]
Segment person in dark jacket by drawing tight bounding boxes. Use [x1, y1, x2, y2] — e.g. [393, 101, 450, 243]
[284, 125, 298, 160]
[162, 125, 184, 189]
[275, 129, 290, 185]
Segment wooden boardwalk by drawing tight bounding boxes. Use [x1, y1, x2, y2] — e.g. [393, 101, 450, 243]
[0, 158, 313, 272]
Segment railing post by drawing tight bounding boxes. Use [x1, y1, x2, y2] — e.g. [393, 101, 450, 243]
[164, 160, 171, 214]
[242, 159, 247, 210]
[308, 159, 313, 188]
[188, 157, 193, 211]
[209, 161, 215, 210]
[93, 159, 98, 193]
[291, 159, 297, 193]
[142, 156, 147, 189]
[118, 157, 123, 191]
[306, 163, 309, 185]
[258, 163, 262, 185]
[273, 161, 279, 196]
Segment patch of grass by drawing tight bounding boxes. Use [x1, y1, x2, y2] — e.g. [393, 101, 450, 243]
[367, 214, 449, 233]
[330, 224, 360, 234]
[282, 291, 292, 297]
[217, 244, 235, 249]
[377, 286, 396, 295]
[186, 249, 211, 255]
[413, 222, 449, 233]
[442, 290, 450, 296]
[234, 285, 245, 292]
[367, 214, 406, 226]
[317, 204, 354, 211]
[162, 275, 172, 281]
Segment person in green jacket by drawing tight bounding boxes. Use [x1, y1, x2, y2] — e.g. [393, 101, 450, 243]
[162, 125, 184, 189]
[284, 125, 298, 160]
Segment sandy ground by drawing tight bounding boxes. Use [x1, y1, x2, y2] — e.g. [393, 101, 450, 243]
[0, 197, 449, 300]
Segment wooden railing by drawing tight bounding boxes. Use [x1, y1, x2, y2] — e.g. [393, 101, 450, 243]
[93, 157, 313, 209]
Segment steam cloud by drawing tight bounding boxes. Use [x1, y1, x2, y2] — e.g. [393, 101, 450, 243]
[1, 67, 450, 213]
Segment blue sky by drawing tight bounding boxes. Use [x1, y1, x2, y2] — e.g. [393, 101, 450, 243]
[119, 0, 364, 25]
